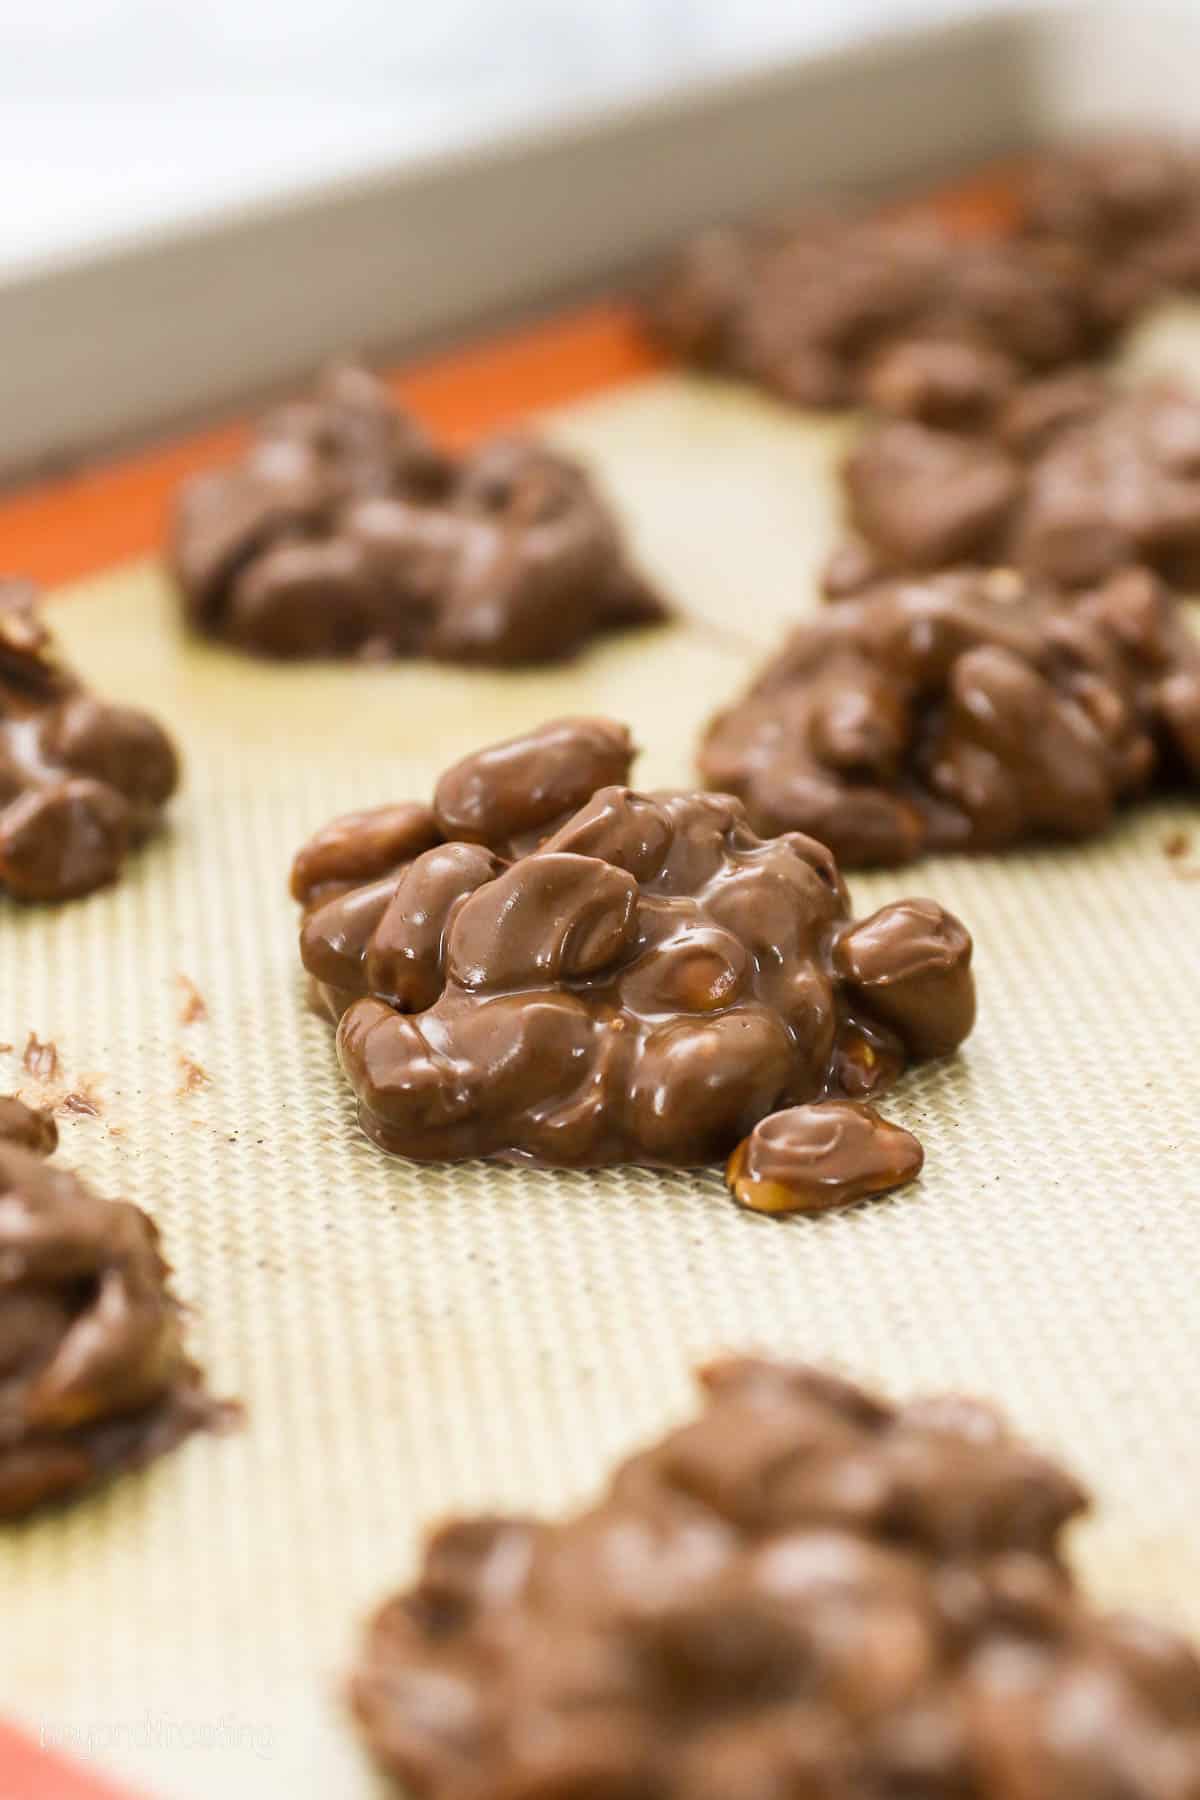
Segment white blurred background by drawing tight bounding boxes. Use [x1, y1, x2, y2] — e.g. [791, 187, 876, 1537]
[2, 0, 1004, 270]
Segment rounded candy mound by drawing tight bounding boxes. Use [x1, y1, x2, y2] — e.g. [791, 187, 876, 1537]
[293, 718, 974, 1167]
[170, 362, 666, 664]
[726, 1099, 925, 1215]
[0, 580, 179, 902]
[701, 566, 1200, 865]
[351, 1356, 1200, 1800]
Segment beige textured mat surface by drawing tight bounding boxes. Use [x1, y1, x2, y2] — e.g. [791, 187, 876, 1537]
[1, 359, 1199, 1799]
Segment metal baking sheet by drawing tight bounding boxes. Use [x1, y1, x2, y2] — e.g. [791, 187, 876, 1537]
[1, 307, 1198, 1796]
[7, 1, 1200, 479]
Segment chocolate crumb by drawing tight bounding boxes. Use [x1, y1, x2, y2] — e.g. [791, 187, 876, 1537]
[22, 1032, 58, 1082]
[176, 973, 208, 1025]
[176, 1056, 210, 1096]
[60, 1090, 102, 1119]
[1164, 830, 1191, 859]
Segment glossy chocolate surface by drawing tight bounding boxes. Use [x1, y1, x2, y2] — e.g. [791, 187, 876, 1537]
[293, 718, 974, 1168]
[351, 1356, 1200, 1799]
[0, 1145, 217, 1518]
[0, 579, 179, 902]
[701, 567, 1200, 864]
[170, 363, 666, 663]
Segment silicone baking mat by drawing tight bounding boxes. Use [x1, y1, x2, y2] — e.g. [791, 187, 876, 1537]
[2, 314, 1199, 1800]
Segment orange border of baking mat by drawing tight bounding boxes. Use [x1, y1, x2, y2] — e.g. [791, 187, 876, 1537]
[0, 161, 1020, 593]
[0, 1723, 149, 1800]
[0, 161, 1020, 1800]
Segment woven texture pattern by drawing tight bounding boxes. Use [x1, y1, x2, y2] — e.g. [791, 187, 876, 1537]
[1, 362, 1198, 1799]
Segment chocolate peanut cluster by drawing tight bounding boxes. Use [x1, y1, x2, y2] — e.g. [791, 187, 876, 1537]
[827, 381, 1200, 595]
[0, 581, 179, 902]
[0, 1144, 217, 1518]
[170, 363, 666, 663]
[351, 1356, 1200, 1799]
[700, 567, 1200, 864]
[1020, 134, 1200, 310]
[293, 718, 974, 1168]
[644, 213, 1125, 415]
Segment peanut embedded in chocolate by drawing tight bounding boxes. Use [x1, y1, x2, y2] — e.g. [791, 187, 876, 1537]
[293, 718, 975, 1172]
[350, 1356, 1200, 1798]
[726, 1100, 924, 1215]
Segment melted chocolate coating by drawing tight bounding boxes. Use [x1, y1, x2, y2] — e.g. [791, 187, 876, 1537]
[293, 718, 975, 1169]
[0, 580, 179, 902]
[351, 1355, 1200, 1799]
[828, 383, 1200, 595]
[701, 567, 1200, 865]
[170, 363, 666, 663]
[644, 213, 1123, 413]
[0, 1146, 218, 1518]
[0, 1096, 57, 1158]
[726, 1100, 924, 1214]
